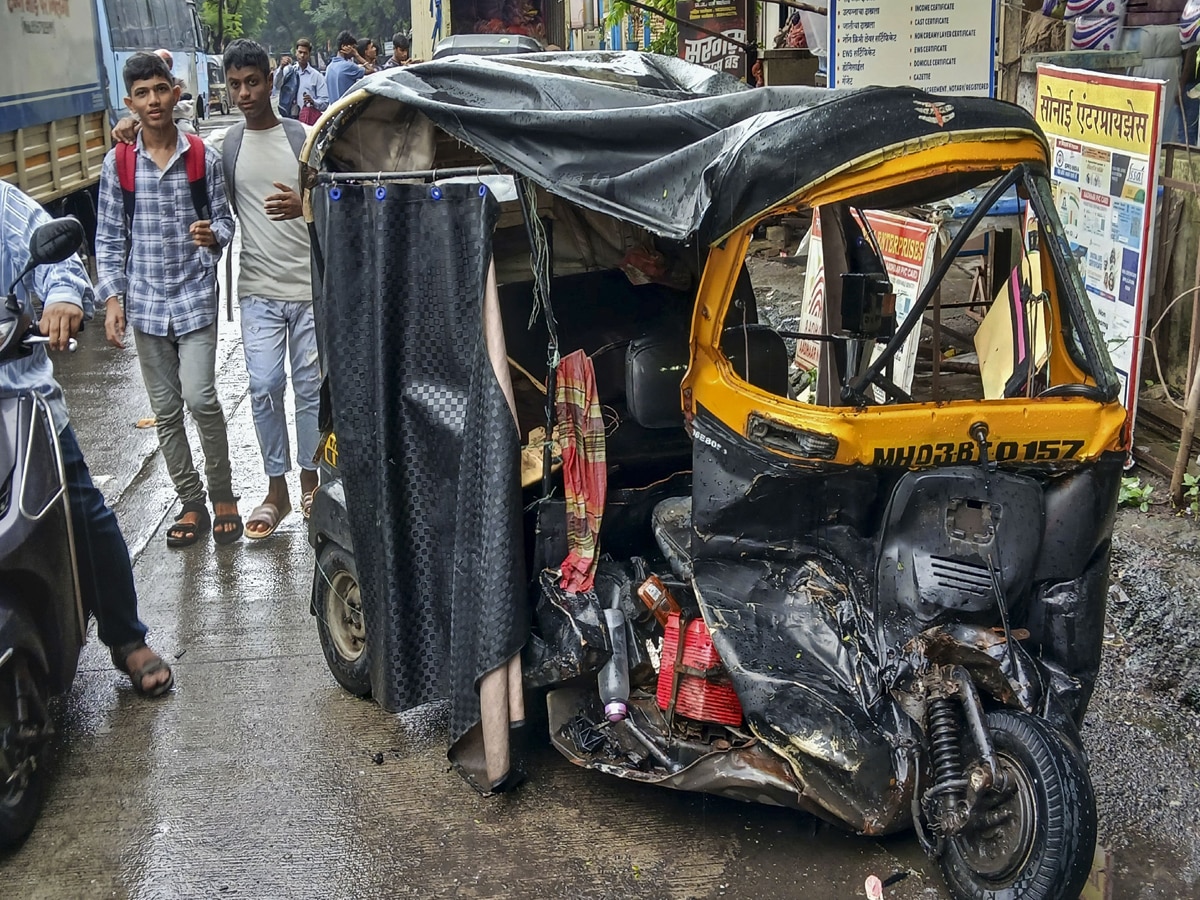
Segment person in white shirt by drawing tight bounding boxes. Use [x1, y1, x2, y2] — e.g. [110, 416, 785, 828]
[290, 39, 328, 124]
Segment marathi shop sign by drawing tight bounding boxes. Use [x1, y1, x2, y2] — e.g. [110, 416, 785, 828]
[677, 0, 748, 80]
[828, 0, 997, 96]
[1035, 64, 1163, 437]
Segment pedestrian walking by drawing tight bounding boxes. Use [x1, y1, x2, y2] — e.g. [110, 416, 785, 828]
[95, 52, 242, 547]
[291, 38, 328, 124]
[0, 180, 173, 696]
[326, 30, 374, 101]
[216, 38, 322, 536]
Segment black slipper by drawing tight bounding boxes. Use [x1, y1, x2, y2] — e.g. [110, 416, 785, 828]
[212, 512, 244, 545]
[166, 501, 210, 548]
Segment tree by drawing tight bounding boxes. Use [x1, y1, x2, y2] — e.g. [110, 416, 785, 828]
[255, 0, 314, 54]
[201, 0, 267, 51]
[299, 0, 411, 50]
[606, 0, 677, 56]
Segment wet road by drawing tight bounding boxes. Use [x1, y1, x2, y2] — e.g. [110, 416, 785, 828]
[5, 117, 1200, 899]
[6, 303, 947, 900]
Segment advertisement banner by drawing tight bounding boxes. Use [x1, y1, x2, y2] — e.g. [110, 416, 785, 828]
[797, 210, 939, 400]
[828, 0, 997, 96]
[1035, 64, 1163, 438]
[676, 0, 748, 80]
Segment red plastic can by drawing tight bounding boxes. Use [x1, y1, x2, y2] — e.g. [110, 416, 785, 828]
[656, 613, 744, 727]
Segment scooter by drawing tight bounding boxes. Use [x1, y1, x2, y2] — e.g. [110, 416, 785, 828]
[0, 216, 87, 848]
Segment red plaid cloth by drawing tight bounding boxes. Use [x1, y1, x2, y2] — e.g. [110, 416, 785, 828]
[555, 349, 606, 593]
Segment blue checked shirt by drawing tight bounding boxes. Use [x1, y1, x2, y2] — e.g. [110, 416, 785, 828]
[95, 130, 235, 337]
[0, 181, 94, 432]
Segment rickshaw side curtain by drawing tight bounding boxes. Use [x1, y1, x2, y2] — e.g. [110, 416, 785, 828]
[312, 181, 528, 793]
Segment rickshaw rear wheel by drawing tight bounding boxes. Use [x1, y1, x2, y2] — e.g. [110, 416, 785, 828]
[314, 542, 372, 698]
[938, 709, 1095, 900]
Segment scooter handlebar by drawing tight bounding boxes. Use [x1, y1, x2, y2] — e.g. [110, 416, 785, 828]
[22, 334, 77, 352]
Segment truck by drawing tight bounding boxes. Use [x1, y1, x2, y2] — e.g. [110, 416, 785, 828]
[1, 0, 207, 234]
[410, 0, 566, 61]
[93, 0, 209, 130]
[0, 0, 111, 221]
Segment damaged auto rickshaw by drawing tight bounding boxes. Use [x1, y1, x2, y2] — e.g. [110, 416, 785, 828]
[301, 52, 1123, 900]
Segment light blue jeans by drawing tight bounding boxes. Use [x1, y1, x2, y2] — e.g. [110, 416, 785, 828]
[239, 296, 321, 478]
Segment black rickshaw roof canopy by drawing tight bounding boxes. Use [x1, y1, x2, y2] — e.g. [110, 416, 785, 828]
[304, 51, 1050, 245]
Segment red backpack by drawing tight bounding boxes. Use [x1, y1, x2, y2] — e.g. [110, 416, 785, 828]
[115, 131, 211, 226]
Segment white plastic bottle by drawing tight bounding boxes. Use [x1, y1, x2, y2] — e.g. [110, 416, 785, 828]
[599, 607, 630, 722]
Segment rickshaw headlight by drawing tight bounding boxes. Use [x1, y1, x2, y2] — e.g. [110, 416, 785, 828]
[747, 414, 839, 460]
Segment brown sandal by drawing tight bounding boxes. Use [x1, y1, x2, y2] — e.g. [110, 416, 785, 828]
[112, 641, 174, 698]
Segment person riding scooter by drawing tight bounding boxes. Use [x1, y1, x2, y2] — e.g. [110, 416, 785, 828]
[0, 181, 173, 700]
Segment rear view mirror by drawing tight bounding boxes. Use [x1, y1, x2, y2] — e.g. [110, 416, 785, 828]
[5, 217, 86, 315]
[28, 218, 85, 267]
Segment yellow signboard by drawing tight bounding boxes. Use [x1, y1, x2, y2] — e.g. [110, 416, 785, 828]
[1036, 68, 1158, 156]
[1034, 64, 1163, 443]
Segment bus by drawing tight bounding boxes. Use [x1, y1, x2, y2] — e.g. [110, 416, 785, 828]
[94, 0, 210, 125]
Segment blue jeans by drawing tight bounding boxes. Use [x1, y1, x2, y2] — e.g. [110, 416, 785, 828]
[61, 424, 147, 650]
[239, 297, 321, 478]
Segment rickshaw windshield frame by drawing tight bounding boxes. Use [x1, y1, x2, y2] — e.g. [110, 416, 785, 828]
[1024, 170, 1120, 398]
[841, 164, 1119, 405]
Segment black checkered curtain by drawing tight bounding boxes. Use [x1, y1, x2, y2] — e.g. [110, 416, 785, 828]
[312, 181, 528, 792]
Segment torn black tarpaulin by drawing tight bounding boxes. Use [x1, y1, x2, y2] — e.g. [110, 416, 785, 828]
[311, 51, 1045, 245]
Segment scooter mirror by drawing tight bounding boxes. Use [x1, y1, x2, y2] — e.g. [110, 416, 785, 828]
[5, 218, 86, 303]
[28, 218, 85, 267]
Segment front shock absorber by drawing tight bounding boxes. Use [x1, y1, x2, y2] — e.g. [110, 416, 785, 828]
[927, 697, 966, 827]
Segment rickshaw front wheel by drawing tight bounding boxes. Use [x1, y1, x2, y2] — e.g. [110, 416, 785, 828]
[938, 709, 1096, 900]
[314, 542, 372, 698]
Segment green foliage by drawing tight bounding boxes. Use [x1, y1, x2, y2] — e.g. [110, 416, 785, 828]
[245, 0, 410, 55]
[255, 0, 314, 52]
[299, 0, 411, 50]
[1119, 476, 1154, 512]
[606, 0, 677, 56]
[1184, 472, 1200, 515]
[201, 0, 267, 51]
